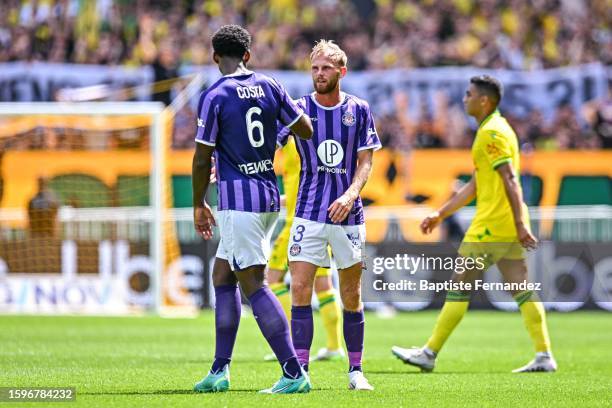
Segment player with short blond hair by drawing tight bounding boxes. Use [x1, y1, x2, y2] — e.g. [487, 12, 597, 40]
[279, 40, 381, 390]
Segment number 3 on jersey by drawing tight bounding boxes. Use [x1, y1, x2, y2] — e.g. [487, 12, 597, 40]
[246, 107, 264, 147]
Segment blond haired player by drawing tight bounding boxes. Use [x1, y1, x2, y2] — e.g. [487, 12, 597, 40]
[392, 75, 556, 373]
[278, 40, 381, 390]
[266, 136, 345, 362]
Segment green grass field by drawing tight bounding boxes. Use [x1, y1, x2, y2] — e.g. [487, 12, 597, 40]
[1, 310, 612, 407]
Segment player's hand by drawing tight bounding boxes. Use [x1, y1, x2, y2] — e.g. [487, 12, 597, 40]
[420, 211, 442, 234]
[517, 223, 538, 250]
[194, 203, 216, 240]
[209, 157, 217, 184]
[328, 192, 356, 223]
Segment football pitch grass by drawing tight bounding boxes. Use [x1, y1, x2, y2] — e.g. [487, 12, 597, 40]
[2, 310, 611, 407]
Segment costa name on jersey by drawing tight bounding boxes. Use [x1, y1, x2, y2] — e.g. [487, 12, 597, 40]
[278, 92, 382, 225]
[236, 85, 265, 99]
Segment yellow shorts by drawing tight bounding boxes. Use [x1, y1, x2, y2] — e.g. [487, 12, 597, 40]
[458, 234, 525, 268]
[315, 264, 331, 278]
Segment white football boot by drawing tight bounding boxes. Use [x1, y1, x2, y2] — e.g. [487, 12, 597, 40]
[348, 370, 374, 391]
[391, 346, 436, 372]
[512, 353, 558, 373]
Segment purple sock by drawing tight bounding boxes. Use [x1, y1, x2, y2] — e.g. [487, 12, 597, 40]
[291, 305, 313, 370]
[211, 285, 241, 374]
[249, 287, 301, 379]
[343, 309, 365, 372]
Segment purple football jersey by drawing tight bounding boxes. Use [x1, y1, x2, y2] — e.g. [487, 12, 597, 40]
[278, 92, 381, 225]
[195, 71, 303, 212]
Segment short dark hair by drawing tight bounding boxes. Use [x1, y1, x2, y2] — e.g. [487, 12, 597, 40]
[211, 25, 251, 59]
[470, 75, 503, 106]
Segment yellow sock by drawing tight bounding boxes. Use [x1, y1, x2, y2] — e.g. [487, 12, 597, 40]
[425, 291, 470, 353]
[317, 289, 342, 351]
[515, 291, 551, 353]
[270, 282, 291, 321]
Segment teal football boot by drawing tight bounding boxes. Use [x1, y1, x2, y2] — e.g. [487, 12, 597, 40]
[194, 366, 230, 393]
[258, 370, 311, 394]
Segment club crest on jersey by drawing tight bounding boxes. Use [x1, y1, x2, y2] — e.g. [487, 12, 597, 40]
[342, 111, 356, 126]
[346, 232, 361, 248]
[290, 244, 301, 256]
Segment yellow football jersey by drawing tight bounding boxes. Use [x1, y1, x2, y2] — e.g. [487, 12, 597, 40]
[268, 138, 300, 271]
[282, 137, 301, 217]
[465, 110, 530, 242]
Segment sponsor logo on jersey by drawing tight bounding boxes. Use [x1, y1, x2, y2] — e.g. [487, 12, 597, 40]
[317, 140, 344, 167]
[317, 166, 347, 174]
[197, 118, 205, 128]
[238, 159, 274, 175]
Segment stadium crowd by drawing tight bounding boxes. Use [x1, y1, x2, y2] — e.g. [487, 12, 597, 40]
[1, 0, 609, 69]
[0, 0, 610, 150]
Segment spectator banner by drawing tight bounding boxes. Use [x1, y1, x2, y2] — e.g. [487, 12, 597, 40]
[1, 62, 607, 120]
[192, 63, 609, 120]
[0, 62, 152, 102]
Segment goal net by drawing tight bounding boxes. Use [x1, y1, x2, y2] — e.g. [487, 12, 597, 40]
[0, 102, 198, 315]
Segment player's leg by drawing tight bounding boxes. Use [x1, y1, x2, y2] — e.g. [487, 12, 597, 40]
[264, 226, 292, 361]
[331, 223, 373, 390]
[268, 222, 292, 320]
[236, 263, 309, 393]
[312, 266, 344, 361]
[287, 218, 329, 372]
[425, 267, 479, 354]
[289, 261, 318, 371]
[497, 257, 556, 372]
[392, 251, 485, 372]
[194, 255, 238, 392]
[268, 268, 290, 317]
[211, 258, 240, 370]
[263, 267, 289, 362]
[236, 264, 298, 375]
[337, 261, 373, 390]
[221, 210, 309, 393]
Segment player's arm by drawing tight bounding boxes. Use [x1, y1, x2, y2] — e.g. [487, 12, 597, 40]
[275, 83, 312, 140]
[497, 163, 537, 249]
[289, 114, 313, 140]
[192, 143, 216, 240]
[420, 175, 476, 234]
[328, 149, 373, 223]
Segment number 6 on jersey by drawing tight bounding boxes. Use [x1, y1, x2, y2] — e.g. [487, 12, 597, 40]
[246, 106, 264, 147]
